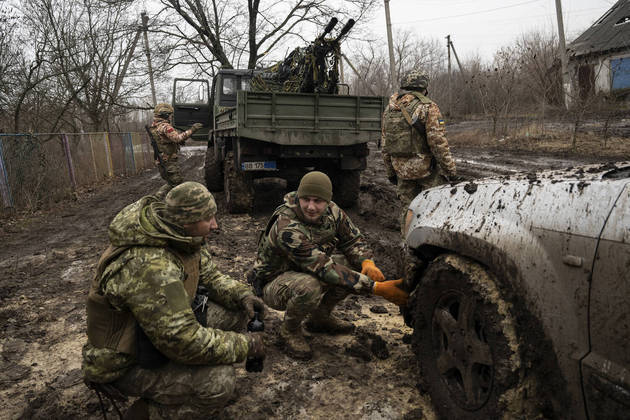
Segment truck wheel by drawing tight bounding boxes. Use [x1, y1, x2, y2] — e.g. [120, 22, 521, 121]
[224, 152, 253, 214]
[411, 254, 545, 419]
[332, 170, 360, 208]
[204, 144, 223, 192]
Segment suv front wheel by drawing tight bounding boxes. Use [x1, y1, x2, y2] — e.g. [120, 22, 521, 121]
[411, 254, 544, 419]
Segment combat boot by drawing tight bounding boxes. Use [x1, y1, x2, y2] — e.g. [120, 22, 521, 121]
[279, 323, 312, 360]
[305, 314, 355, 334]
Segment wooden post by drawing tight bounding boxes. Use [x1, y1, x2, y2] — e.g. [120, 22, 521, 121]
[447, 35, 452, 116]
[126, 132, 137, 173]
[103, 132, 114, 177]
[88, 133, 99, 179]
[141, 13, 157, 107]
[384, 0, 397, 93]
[0, 137, 14, 208]
[555, 0, 570, 108]
[62, 134, 78, 190]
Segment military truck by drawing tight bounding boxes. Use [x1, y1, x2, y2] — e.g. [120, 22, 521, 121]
[171, 19, 385, 213]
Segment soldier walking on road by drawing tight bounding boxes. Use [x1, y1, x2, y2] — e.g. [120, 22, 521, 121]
[82, 182, 266, 419]
[149, 103, 203, 198]
[250, 171, 408, 360]
[381, 70, 457, 231]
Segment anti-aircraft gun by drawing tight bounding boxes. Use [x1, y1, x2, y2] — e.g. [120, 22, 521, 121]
[171, 18, 384, 213]
[251, 18, 355, 94]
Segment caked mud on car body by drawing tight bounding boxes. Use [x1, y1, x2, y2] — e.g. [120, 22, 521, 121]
[401, 162, 630, 419]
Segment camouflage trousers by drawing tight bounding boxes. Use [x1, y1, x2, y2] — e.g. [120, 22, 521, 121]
[156, 156, 184, 199]
[396, 170, 447, 233]
[112, 301, 247, 419]
[262, 255, 351, 330]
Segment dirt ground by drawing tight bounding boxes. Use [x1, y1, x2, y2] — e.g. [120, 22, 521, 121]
[0, 135, 623, 420]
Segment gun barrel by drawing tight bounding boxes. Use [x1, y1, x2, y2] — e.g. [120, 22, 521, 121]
[320, 17, 338, 39]
[334, 19, 355, 42]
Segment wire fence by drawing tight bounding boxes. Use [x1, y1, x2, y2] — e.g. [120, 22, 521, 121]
[0, 132, 154, 214]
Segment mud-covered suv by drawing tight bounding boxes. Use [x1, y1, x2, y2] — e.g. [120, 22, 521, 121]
[401, 163, 630, 419]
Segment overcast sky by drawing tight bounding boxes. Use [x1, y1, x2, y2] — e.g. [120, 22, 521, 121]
[371, 0, 616, 61]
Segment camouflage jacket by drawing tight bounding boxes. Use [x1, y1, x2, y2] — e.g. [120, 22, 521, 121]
[382, 92, 456, 179]
[252, 192, 372, 289]
[82, 196, 253, 383]
[150, 117, 195, 159]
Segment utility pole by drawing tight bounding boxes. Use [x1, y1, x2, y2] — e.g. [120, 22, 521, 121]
[342, 54, 378, 96]
[141, 12, 157, 107]
[555, 0, 570, 108]
[446, 35, 452, 116]
[449, 38, 464, 74]
[384, 0, 397, 92]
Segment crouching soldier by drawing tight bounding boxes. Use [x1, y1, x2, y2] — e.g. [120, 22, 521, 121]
[250, 171, 408, 360]
[82, 182, 266, 419]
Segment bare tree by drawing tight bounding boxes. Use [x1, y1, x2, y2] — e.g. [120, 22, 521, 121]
[157, 0, 379, 77]
[15, 0, 168, 132]
[346, 30, 445, 98]
[477, 47, 521, 136]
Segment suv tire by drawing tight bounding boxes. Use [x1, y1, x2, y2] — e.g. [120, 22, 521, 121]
[411, 254, 543, 419]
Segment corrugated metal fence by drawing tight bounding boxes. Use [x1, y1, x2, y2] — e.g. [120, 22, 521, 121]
[0, 132, 153, 212]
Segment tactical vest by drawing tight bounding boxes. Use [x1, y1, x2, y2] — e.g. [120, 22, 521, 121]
[86, 245, 200, 355]
[383, 92, 433, 157]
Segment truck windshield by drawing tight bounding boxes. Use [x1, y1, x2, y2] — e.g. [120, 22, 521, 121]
[223, 77, 236, 95]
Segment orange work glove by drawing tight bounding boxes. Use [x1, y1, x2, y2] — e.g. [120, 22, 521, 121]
[372, 279, 409, 306]
[361, 259, 385, 282]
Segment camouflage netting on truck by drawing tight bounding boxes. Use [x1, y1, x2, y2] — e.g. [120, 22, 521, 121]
[251, 18, 354, 95]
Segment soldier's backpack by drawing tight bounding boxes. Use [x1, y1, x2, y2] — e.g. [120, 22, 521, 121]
[382, 92, 432, 156]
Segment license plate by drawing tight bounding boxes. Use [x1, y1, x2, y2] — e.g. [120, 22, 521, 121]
[241, 161, 277, 171]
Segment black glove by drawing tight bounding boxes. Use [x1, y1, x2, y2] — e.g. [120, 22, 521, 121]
[387, 174, 398, 185]
[242, 294, 266, 320]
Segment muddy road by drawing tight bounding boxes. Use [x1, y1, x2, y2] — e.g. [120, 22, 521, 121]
[0, 144, 617, 420]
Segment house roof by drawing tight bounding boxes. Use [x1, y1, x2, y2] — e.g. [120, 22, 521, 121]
[568, 0, 630, 58]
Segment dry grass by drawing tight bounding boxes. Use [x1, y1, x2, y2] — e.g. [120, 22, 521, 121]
[449, 123, 630, 160]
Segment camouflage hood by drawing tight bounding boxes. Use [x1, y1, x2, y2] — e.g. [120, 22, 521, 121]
[108, 195, 203, 251]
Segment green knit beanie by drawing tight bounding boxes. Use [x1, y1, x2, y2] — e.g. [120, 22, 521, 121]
[297, 171, 333, 202]
[163, 182, 217, 225]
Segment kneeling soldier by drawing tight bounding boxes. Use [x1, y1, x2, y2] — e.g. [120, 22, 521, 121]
[251, 171, 408, 360]
[82, 182, 265, 419]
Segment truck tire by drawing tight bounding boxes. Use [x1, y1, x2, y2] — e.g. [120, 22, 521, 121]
[332, 170, 360, 208]
[224, 152, 253, 214]
[411, 254, 547, 419]
[204, 144, 223, 192]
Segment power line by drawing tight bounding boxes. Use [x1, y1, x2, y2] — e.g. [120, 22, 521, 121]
[393, 0, 545, 24]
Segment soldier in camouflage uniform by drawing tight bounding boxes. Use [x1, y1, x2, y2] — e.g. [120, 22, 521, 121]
[82, 182, 265, 419]
[251, 171, 408, 360]
[381, 70, 457, 230]
[149, 104, 204, 198]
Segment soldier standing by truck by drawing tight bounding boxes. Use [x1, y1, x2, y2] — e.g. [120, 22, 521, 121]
[381, 70, 457, 231]
[250, 171, 409, 360]
[149, 103, 203, 198]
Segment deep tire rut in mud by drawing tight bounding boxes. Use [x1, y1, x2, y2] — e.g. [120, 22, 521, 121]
[0, 143, 611, 419]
